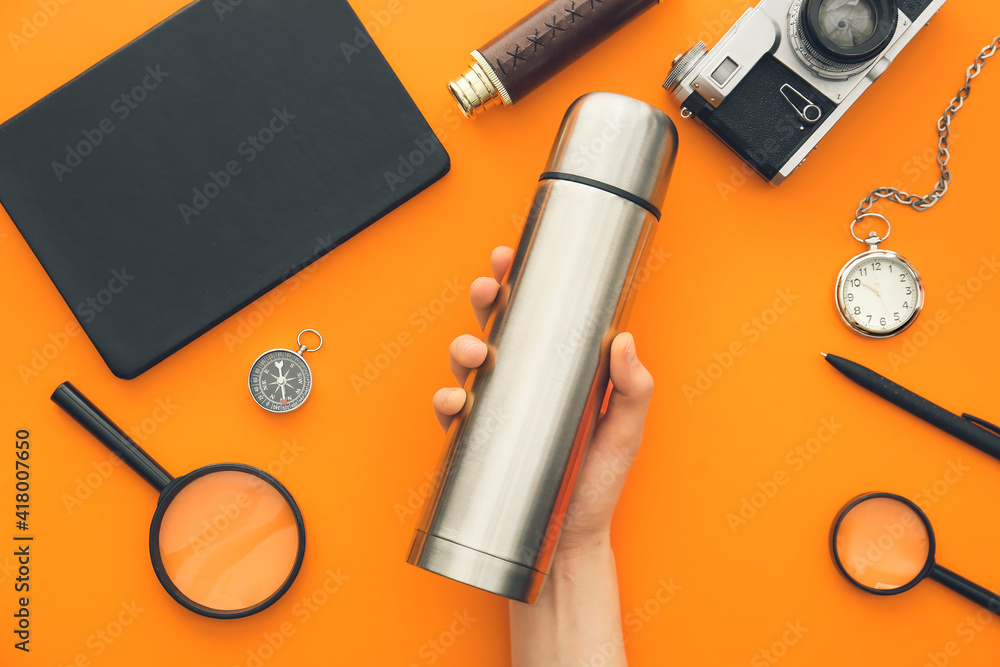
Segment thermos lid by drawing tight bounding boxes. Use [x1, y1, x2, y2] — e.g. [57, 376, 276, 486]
[542, 92, 678, 217]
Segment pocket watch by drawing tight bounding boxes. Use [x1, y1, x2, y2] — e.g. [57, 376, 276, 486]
[832, 36, 1000, 338]
[835, 215, 924, 339]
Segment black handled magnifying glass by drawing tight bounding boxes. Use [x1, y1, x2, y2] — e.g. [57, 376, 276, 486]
[52, 382, 305, 619]
[831, 492, 1000, 615]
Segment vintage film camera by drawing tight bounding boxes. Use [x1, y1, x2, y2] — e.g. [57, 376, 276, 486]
[663, 0, 947, 184]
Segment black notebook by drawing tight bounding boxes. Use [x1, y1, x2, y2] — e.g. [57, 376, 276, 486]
[0, 0, 449, 379]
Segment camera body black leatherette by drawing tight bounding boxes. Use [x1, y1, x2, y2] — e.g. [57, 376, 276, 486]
[682, 54, 837, 181]
[899, 0, 936, 21]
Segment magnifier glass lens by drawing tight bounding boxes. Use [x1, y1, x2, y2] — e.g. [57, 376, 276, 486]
[157, 470, 301, 612]
[835, 496, 930, 591]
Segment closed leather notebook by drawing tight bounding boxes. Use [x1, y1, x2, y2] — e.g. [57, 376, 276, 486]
[0, 0, 449, 379]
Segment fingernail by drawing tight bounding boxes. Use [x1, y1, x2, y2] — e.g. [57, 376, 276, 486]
[624, 335, 639, 367]
[461, 339, 486, 356]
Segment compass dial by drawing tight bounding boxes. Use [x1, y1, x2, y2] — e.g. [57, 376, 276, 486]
[248, 349, 313, 413]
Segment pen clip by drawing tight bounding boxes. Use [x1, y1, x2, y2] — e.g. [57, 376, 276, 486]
[962, 413, 1000, 437]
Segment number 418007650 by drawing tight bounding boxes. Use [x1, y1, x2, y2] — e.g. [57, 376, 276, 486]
[15, 430, 29, 531]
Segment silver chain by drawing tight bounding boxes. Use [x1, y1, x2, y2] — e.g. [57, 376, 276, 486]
[855, 35, 1000, 220]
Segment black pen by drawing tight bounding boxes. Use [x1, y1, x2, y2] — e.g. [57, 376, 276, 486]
[822, 353, 1000, 461]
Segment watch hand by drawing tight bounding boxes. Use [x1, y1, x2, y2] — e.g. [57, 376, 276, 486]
[860, 280, 880, 296]
[874, 277, 882, 298]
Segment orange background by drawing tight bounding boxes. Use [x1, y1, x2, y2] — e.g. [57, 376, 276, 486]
[2, 0, 1000, 664]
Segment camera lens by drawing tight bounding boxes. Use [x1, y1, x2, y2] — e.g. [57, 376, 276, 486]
[803, 0, 897, 64]
[818, 0, 876, 48]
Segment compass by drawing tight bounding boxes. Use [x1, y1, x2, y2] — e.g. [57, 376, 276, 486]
[248, 329, 323, 413]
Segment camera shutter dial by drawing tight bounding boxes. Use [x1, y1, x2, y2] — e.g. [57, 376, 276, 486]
[663, 42, 708, 94]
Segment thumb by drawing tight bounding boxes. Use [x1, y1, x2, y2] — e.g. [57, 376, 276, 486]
[591, 333, 654, 466]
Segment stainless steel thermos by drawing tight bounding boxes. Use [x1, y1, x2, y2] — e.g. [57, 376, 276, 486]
[407, 92, 678, 603]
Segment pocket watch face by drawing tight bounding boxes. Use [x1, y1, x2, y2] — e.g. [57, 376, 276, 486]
[836, 250, 924, 338]
[248, 349, 313, 412]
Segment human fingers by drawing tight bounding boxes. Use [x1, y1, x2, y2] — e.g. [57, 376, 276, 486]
[432, 387, 467, 431]
[560, 333, 654, 544]
[490, 246, 513, 283]
[591, 333, 655, 472]
[448, 334, 488, 385]
[469, 247, 515, 328]
[470, 277, 500, 330]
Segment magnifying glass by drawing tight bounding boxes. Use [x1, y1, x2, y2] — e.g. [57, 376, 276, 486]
[831, 492, 1000, 615]
[52, 382, 305, 619]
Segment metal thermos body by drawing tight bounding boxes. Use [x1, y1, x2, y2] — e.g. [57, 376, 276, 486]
[408, 93, 678, 603]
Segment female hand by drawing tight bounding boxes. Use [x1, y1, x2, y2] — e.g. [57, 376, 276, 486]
[431, 246, 654, 556]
